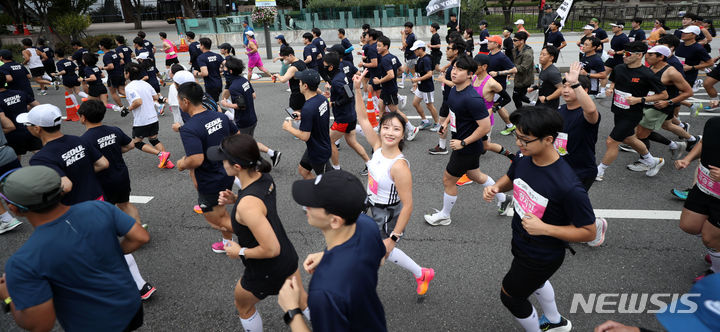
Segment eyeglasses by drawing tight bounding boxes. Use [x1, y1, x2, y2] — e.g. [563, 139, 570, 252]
[514, 132, 541, 146]
[0, 168, 29, 211]
[512, 38, 519, 42]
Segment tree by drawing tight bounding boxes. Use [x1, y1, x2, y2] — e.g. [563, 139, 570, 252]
[180, 0, 197, 18]
[498, 0, 517, 27]
[119, 0, 143, 29]
[459, 0, 488, 31]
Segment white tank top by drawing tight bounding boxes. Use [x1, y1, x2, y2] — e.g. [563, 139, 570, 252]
[26, 47, 44, 69]
[367, 148, 407, 206]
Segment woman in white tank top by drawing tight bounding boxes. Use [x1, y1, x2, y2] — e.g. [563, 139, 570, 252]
[21, 38, 52, 94]
[353, 69, 435, 295]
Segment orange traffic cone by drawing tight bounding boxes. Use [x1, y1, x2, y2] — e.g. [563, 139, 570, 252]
[22, 23, 30, 36]
[178, 34, 189, 52]
[366, 90, 378, 128]
[64, 92, 80, 121]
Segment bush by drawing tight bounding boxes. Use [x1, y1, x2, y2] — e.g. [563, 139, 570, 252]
[55, 34, 116, 58]
[54, 14, 92, 41]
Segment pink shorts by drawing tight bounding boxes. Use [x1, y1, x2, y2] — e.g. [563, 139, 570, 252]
[248, 54, 263, 69]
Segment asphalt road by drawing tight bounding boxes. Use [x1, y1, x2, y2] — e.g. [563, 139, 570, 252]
[0, 75, 714, 331]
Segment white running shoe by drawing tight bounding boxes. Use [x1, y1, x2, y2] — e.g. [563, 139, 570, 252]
[627, 160, 651, 172]
[646, 157, 665, 177]
[595, 174, 604, 182]
[399, 94, 407, 108]
[670, 141, 687, 160]
[429, 123, 441, 132]
[587, 217, 607, 247]
[424, 209, 451, 226]
[406, 126, 419, 141]
[596, 89, 606, 99]
[0, 218, 22, 234]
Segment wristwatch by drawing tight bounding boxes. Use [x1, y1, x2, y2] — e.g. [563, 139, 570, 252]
[239, 247, 247, 257]
[667, 100, 675, 106]
[641, 97, 646, 104]
[283, 308, 303, 325]
[460, 140, 466, 147]
[3, 297, 11, 313]
[390, 232, 404, 242]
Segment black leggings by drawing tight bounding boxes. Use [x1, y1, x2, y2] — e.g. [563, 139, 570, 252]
[501, 247, 564, 318]
[512, 85, 530, 110]
[495, 89, 512, 108]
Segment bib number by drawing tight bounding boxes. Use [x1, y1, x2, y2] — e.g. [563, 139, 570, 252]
[697, 164, 720, 199]
[512, 179, 549, 219]
[554, 132, 568, 156]
[368, 173, 379, 195]
[448, 110, 457, 133]
[613, 90, 632, 109]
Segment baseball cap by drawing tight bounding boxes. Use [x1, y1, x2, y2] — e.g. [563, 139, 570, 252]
[514, 19, 525, 25]
[245, 30, 255, 36]
[656, 273, 720, 332]
[328, 44, 345, 55]
[294, 69, 321, 87]
[680, 25, 701, 35]
[487, 35, 503, 45]
[474, 54, 490, 66]
[275, 34, 285, 41]
[582, 25, 594, 30]
[0, 166, 63, 211]
[16, 104, 63, 127]
[610, 21, 625, 28]
[647, 45, 671, 57]
[173, 70, 196, 85]
[410, 40, 427, 51]
[479, 20, 488, 27]
[137, 52, 150, 60]
[291, 170, 366, 222]
[0, 49, 12, 60]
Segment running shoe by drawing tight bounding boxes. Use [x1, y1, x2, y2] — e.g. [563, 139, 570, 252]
[428, 145, 448, 155]
[157, 151, 171, 168]
[705, 254, 712, 264]
[335, 141, 341, 150]
[193, 205, 204, 214]
[285, 88, 291, 92]
[120, 107, 130, 117]
[211, 241, 226, 253]
[694, 269, 714, 283]
[627, 160, 650, 172]
[397, 81, 405, 89]
[406, 127, 419, 141]
[681, 122, 691, 137]
[424, 209, 451, 226]
[595, 174, 604, 182]
[691, 103, 703, 116]
[139, 283, 156, 300]
[164, 159, 175, 169]
[39, 89, 47, 96]
[618, 144, 636, 153]
[645, 157, 664, 177]
[270, 151, 282, 168]
[671, 188, 690, 200]
[53, 80, 59, 90]
[456, 174, 473, 186]
[500, 125, 516, 136]
[0, 218, 22, 234]
[429, 123, 441, 132]
[595, 89, 606, 99]
[686, 136, 701, 151]
[587, 217, 608, 247]
[360, 165, 368, 176]
[497, 198, 512, 215]
[399, 94, 407, 108]
[418, 121, 432, 130]
[158, 96, 166, 104]
[415, 267, 435, 295]
[670, 141, 687, 160]
[538, 315, 572, 332]
[692, 79, 703, 92]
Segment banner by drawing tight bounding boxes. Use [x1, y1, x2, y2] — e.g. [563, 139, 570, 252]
[426, 0, 460, 16]
[555, 0, 574, 29]
[256, 1, 277, 7]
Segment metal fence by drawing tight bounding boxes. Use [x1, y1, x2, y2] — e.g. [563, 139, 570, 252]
[567, 2, 720, 31]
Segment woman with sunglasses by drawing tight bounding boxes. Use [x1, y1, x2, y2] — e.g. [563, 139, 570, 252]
[209, 134, 306, 331]
[648, 19, 668, 47]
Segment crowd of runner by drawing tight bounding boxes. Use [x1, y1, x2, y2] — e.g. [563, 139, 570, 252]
[0, 12, 718, 332]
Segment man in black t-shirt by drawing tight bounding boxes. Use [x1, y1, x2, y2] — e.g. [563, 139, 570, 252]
[273, 47, 308, 112]
[600, 22, 630, 97]
[429, 23, 443, 72]
[0, 74, 41, 157]
[447, 13, 459, 38]
[400, 22, 418, 89]
[579, 37, 608, 96]
[410, 41, 440, 132]
[529, 45, 562, 110]
[429, 39, 464, 155]
[373, 36, 416, 141]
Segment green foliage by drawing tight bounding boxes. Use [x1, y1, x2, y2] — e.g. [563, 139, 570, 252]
[276, 0, 300, 9]
[53, 13, 92, 41]
[306, 0, 422, 9]
[55, 34, 116, 57]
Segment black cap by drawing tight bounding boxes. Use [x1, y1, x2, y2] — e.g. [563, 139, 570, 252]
[328, 44, 345, 55]
[291, 170, 366, 222]
[0, 50, 12, 60]
[294, 69, 321, 87]
[474, 53, 490, 66]
[479, 20, 488, 27]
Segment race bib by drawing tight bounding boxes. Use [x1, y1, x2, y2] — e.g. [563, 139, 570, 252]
[168, 51, 176, 56]
[448, 110, 457, 133]
[546, 42, 553, 46]
[512, 178, 549, 219]
[554, 132, 568, 155]
[368, 172, 379, 195]
[613, 90, 632, 109]
[697, 164, 720, 199]
[628, 37, 635, 42]
[646, 91, 655, 106]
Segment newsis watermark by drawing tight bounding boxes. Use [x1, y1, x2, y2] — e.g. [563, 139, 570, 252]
[570, 293, 701, 314]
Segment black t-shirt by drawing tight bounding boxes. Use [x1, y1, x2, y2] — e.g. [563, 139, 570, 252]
[0, 62, 33, 99]
[115, 45, 133, 67]
[415, 55, 434, 92]
[628, 28, 646, 42]
[140, 62, 160, 89]
[379, 54, 401, 94]
[0, 89, 31, 129]
[102, 50, 123, 78]
[303, 44, 319, 70]
[39, 46, 54, 66]
[546, 31, 565, 48]
[197, 51, 223, 89]
[72, 48, 89, 73]
[478, 29, 490, 53]
[447, 21, 458, 34]
[228, 75, 257, 128]
[179, 110, 238, 194]
[700, 117, 720, 169]
[312, 37, 326, 55]
[507, 156, 595, 260]
[538, 64, 562, 109]
[339, 60, 358, 83]
[447, 85, 489, 155]
[329, 71, 355, 123]
[430, 33, 441, 57]
[676, 42, 710, 84]
[289, 60, 307, 94]
[142, 39, 155, 59]
[610, 33, 630, 61]
[366, 43, 381, 79]
[340, 38, 354, 62]
[580, 53, 606, 94]
[557, 105, 601, 179]
[465, 37, 474, 55]
[592, 28, 609, 42]
[488, 51, 515, 90]
[80, 125, 132, 189]
[29, 135, 104, 205]
[609, 64, 666, 114]
[503, 37, 514, 60]
[404, 33, 417, 60]
[84, 66, 104, 88]
[298, 94, 331, 163]
[189, 41, 202, 67]
[442, 59, 456, 100]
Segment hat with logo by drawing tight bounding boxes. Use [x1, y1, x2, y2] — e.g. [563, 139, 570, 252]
[514, 19, 525, 25]
[410, 40, 427, 51]
[656, 273, 720, 332]
[291, 170, 366, 222]
[173, 70, 196, 85]
[680, 25, 702, 35]
[16, 104, 63, 127]
[647, 45, 672, 58]
[610, 21, 625, 28]
[294, 69, 321, 87]
[474, 53, 490, 66]
[487, 35, 503, 45]
[245, 30, 255, 36]
[0, 166, 63, 211]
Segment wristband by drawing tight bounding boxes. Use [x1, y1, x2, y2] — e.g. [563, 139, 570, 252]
[239, 247, 247, 257]
[570, 83, 581, 89]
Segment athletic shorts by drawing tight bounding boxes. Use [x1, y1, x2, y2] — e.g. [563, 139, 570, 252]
[414, 89, 434, 104]
[604, 57, 622, 69]
[299, 150, 330, 175]
[708, 64, 720, 81]
[108, 76, 125, 88]
[63, 80, 81, 88]
[289, 93, 305, 111]
[503, 247, 565, 309]
[238, 123, 257, 136]
[0, 159, 21, 175]
[43, 62, 56, 75]
[684, 185, 720, 228]
[132, 121, 160, 138]
[405, 58, 418, 70]
[102, 183, 131, 205]
[439, 101, 449, 117]
[431, 54, 442, 68]
[609, 111, 643, 142]
[639, 108, 669, 131]
[331, 120, 356, 133]
[197, 191, 221, 213]
[29, 67, 45, 78]
[165, 57, 180, 67]
[205, 85, 221, 102]
[150, 82, 161, 93]
[369, 202, 403, 239]
[380, 91, 398, 106]
[88, 84, 108, 97]
[580, 176, 595, 192]
[240, 261, 297, 300]
[445, 151, 480, 178]
[6, 131, 42, 155]
[370, 83, 382, 92]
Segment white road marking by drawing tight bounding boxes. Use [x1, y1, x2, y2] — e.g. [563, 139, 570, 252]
[505, 208, 681, 220]
[129, 195, 154, 204]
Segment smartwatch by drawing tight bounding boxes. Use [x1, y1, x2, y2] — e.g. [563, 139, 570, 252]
[390, 232, 404, 242]
[283, 308, 303, 325]
[667, 100, 675, 106]
[239, 247, 247, 257]
[460, 140, 466, 147]
[641, 97, 646, 104]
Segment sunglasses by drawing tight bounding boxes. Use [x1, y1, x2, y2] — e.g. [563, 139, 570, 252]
[624, 51, 643, 57]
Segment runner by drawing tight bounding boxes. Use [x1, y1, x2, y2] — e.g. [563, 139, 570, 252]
[428, 38, 464, 155]
[175, 81, 239, 253]
[545, 22, 566, 50]
[208, 134, 307, 331]
[511, 32, 534, 112]
[272, 47, 307, 113]
[0, 108, 22, 234]
[472, 54, 515, 161]
[579, 37, 607, 97]
[159, 32, 179, 77]
[272, 35, 291, 87]
[218, 43, 237, 112]
[410, 40, 440, 131]
[704, 59, 720, 110]
[674, 117, 720, 282]
[302, 33, 320, 71]
[135, 52, 165, 114]
[589, 18, 610, 44]
[0, 49, 35, 103]
[373, 36, 416, 141]
[114, 36, 134, 97]
[311, 28, 326, 60]
[36, 38, 58, 90]
[399, 22, 417, 89]
[483, 106, 596, 332]
[77, 100, 156, 300]
[70, 41, 89, 93]
[424, 54, 509, 226]
[359, 29, 384, 112]
[337, 29, 354, 63]
[0, 75, 41, 158]
[577, 25, 594, 61]
[675, 25, 713, 99]
[137, 31, 156, 63]
[99, 38, 125, 110]
[80, 53, 125, 113]
[463, 29, 475, 56]
[244, 31, 273, 81]
[596, 41, 668, 182]
[327, 44, 358, 82]
[502, 27, 514, 60]
[281, 69, 332, 179]
[429, 23, 443, 72]
[123, 62, 174, 169]
[529, 45, 563, 110]
[647, 19, 668, 46]
[486, 35, 517, 136]
[20, 38, 51, 95]
[196, 37, 224, 102]
[477, 20, 490, 55]
[514, 19, 529, 36]
[599, 21, 630, 98]
[628, 18, 646, 43]
[186, 31, 202, 74]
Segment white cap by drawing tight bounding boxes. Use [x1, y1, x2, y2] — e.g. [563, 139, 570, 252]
[409, 40, 426, 51]
[137, 52, 150, 60]
[245, 30, 255, 36]
[514, 19, 525, 25]
[173, 70, 196, 85]
[582, 25, 594, 30]
[680, 25, 701, 35]
[16, 104, 63, 127]
[610, 23, 624, 28]
[647, 45, 672, 57]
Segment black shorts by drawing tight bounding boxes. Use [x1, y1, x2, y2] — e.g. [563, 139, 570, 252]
[708, 64, 720, 81]
[580, 176, 595, 192]
[380, 91, 398, 106]
[132, 122, 160, 138]
[150, 82, 161, 93]
[197, 191, 221, 213]
[0, 159, 21, 175]
[6, 130, 42, 155]
[238, 123, 257, 136]
[43, 62, 56, 75]
[431, 54, 442, 68]
[88, 84, 108, 97]
[604, 57, 622, 69]
[370, 82, 382, 92]
[439, 101, 449, 117]
[108, 76, 125, 88]
[63, 80, 81, 88]
[299, 150, 331, 175]
[502, 247, 565, 314]
[289, 93, 305, 111]
[445, 151, 480, 178]
[609, 111, 643, 142]
[684, 185, 720, 228]
[206, 85, 221, 102]
[165, 57, 180, 67]
[102, 183, 131, 205]
[240, 262, 297, 300]
[29, 67, 45, 78]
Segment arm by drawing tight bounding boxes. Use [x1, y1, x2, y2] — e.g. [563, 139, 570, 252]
[374, 68, 394, 84]
[177, 153, 204, 171]
[38, 50, 48, 61]
[275, 66, 297, 83]
[119, 222, 150, 254]
[656, 69, 693, 110]
[200, 66, 209, 77]
[121, 142, 135, 153]
[364, 57, 378, 69]
[676, 139, 702, 170]
[690, 59, 714, 71]
[304, 54, 313, 64]
[353, 69, 380, 149]
[449, 117, 491, 150]
[558, 40, 567, 50]
[93, 156, 109, 172]
[483, 174, 513, 202]
[61, 176, 73, 194]
[283, 125, 311, 141]
[524, 217, 596, 242]
[389, 160, 412, 236]
[701, 29, 713, 45]
[128, 98, 143, 111]
[6, 299, 56, 332]
[0, 113, 16, 133]
[225, 197, 281, 259]
[21, 50, 30, 65]
[543, 83, 563, 102]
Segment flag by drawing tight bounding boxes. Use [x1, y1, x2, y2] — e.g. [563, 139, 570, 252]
[555, 0, 574, 29]
[426, 0, 461, 16]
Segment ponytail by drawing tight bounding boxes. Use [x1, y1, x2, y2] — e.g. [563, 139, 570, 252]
[256, 157, 271, 173]
[230, 46, 236, 56]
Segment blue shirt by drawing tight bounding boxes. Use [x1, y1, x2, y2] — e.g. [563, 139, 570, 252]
[299, 94, 331, 164]
[115, 45, 133, 67]
[197, 51, 223, 89]
[415, 54, 434, 92]
[507, 156, 595, 260]
[379, 53, 401, 94]
[366, 43, 381, 79]
[580, 53, 606, 94]
[29, 135, 104, 205]
[308, 214, 386, 332]
[102, 50, 123, 77]
[478, 29, 490, 53]
[488, 51, 515, 89]
[592, 28, 609, 42]
[557, 105, 601, 179]
[610, 33, 630, 61]
[546, 31, 565, 48]
[0, 61, 33, 101]
[447, 86, 489, 155]
[72, 48, 89, 75]
[0, 89, 31, 129]
[340, 38, 354, 62]
[667, 55, 686, 78]
[628, 28, 646, 42]
[81, 125, 132, 190]
[676, 42, 710, 85]
[329, 70, 355, 123]
[142, 39, 155, 59]
[56, 59, 78, 86]
[189, 41, 202, 68]
[228, 75, 257, 128]
[303, 44, 319, 70]
[5, 201, 140, 331]
[84, 66, 104, 89]
[141, 62, 160, 89]
[312, 37, 326, 55]
[339, 60, 358, 82]
[179, 110, 238, 194]
[404, 33, 417, 60]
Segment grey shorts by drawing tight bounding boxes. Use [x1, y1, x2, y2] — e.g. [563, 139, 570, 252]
[369, 202, 403, 239]
[405, 58, 417, 70]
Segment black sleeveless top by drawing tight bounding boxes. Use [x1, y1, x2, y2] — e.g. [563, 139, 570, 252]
[652, 65, 679, 115]
[232, 173, 298, 273]
[289, 60, 307, 94]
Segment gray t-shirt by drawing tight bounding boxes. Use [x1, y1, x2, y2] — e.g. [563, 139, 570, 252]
[538, 64, 562, 98]
[0, 130, 18, 166]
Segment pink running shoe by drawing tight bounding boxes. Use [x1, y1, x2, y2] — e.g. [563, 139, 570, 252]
[193, 205, 203, 214]
[211, 241, 226, 254]
[157, 151, 171, 168]
[415, 267, 435, 295]
[164, 159, 175, 169]
[705, 253, 712, 264]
